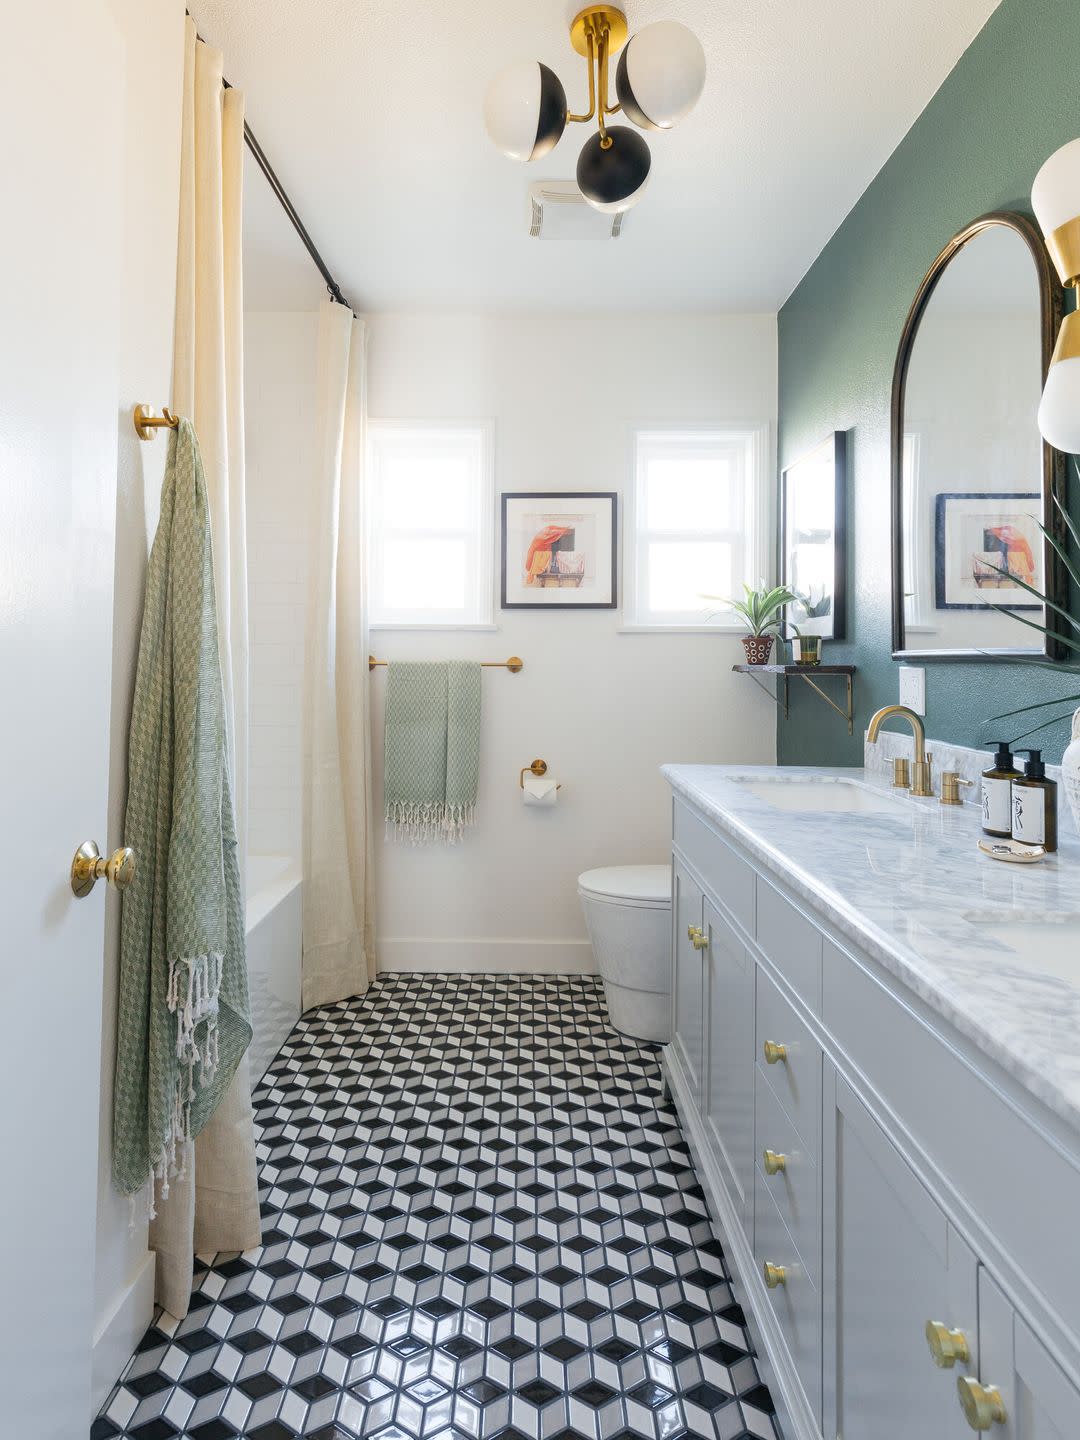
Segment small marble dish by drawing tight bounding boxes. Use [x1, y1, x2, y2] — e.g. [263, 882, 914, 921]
[977, 838, 1047, 864]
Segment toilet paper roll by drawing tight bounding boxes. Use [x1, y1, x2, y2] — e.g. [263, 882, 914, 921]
[523, 774, 559, 806]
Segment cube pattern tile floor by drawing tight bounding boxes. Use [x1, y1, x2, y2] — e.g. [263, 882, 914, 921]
[94, 974, 780, 1440]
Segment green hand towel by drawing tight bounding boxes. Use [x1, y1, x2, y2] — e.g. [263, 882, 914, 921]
[384, 661, 481, 843]
[112, 418, 251, 1207]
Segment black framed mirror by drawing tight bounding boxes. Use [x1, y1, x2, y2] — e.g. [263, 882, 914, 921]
[891, 211, 1066, 660]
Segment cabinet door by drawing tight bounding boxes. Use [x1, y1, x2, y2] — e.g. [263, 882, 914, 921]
[974, 1270, 1080, 1438]
[671, 858, 705, 1100]
[703, 897, 755, 1226]
[824, 1070, 976, 1440]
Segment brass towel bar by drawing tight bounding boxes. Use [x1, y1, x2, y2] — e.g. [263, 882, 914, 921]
[368, 655, 523, 673]
[134, 404, 180, 440]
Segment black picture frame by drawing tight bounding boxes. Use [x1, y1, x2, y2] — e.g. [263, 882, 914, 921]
[780, 431, 847, 641]
[933, 492, 1042, 611]
[500, 491, 618, 609]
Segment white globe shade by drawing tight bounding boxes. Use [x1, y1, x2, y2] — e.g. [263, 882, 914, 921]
[616, 20, 705, 131]
[483, 60, 567, 162]
[1039, 355, 1080, 452]
[1032, 136, 1080, 236]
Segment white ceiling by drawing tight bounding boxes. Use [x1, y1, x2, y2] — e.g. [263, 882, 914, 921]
[191, 0, 1002, 314]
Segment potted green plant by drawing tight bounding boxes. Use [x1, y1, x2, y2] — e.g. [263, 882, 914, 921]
[712, 582, 797, 665]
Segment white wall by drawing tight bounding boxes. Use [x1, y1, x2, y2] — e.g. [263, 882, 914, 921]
[94, 0, 185, 1410]
[243, 308, 778, 970]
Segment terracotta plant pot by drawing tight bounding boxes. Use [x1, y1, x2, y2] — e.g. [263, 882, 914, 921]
[741, 634, 774, 666]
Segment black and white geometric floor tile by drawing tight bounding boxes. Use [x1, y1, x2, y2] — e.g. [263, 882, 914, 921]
[94, 974, 780, 1440]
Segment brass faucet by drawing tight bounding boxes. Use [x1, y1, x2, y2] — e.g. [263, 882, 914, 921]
[867, 704, 934, 796]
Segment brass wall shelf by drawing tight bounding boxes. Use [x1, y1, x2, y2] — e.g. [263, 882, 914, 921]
[733, 663, 856, 734]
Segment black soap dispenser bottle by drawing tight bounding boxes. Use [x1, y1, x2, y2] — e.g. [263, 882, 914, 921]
[981, 741, 1020, 838]
[1011, 749, 1058, 852]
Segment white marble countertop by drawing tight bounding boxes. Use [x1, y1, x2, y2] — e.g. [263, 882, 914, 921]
[663, 763, 1080, 1133]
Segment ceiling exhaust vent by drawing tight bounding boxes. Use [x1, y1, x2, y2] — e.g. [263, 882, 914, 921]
[527, 179, 624, 239]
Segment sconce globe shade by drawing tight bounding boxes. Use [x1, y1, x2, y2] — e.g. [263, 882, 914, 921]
[484, 60, 568, 162]
[615, 21, 706, 131]
[1038, 356, 1080, 453]
[1032, 136, 1080, 286]
[576, 126, 651, 213]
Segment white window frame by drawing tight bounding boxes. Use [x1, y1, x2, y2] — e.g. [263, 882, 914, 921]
[623, 422, 771, 631]
[367, 419, 496, 630]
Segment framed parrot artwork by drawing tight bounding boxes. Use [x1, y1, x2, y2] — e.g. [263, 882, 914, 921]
[501, 492, 617, 609]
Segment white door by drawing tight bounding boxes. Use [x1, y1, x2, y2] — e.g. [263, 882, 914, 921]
[975, 1269, 1080, 1438]
[671, 858, 705, 1098]
[824, 1071, 977, 1439]
[0, 4, 123, 1436]
[703, 897, 755, 1224]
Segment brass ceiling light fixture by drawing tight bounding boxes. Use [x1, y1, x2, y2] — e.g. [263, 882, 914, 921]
[483, 6, 706, 215]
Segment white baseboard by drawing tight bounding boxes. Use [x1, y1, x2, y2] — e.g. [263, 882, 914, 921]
[91, 1250, 156, 1416]
[377, 938, 597, 974]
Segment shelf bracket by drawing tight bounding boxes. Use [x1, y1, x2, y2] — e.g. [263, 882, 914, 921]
[732, 665, 855, 735]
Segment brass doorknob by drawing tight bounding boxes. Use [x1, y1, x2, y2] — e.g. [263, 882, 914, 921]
[71, 842, 136, 898]
[762, 1261, 787, 1289]
[925, 1320, 970, 1368]
[763, 1040, 788, 1065]
[957, 1377, 1007, 1430]
[687, 925, 709, 950]
[763, 1148, 787, 1176]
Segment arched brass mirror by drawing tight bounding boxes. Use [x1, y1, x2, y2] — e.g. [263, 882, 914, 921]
[891, 211, 1066, 659]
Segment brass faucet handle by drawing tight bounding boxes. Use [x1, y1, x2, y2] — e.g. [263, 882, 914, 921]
[940, 771, 974, 806]
[892, 757, 911, 789]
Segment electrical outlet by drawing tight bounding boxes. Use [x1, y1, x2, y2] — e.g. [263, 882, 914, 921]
[899, 666, 925, 716]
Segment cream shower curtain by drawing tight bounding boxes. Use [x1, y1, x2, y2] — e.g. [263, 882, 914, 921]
[150, 16, 260, 1319]
[302, 301, 376, 1009]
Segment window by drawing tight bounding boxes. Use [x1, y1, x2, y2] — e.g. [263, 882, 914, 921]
[627, 425, 769, 628]
[368, 421, 494, 627]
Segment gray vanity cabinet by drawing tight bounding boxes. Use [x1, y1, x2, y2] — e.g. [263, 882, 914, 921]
[665, 788, 1080, 1440]
[977, 1271, 1080, 1439]
[703, 897, 755, 1227]
[671, 857, 705, 1101]
[823, 1068, 977, 1439]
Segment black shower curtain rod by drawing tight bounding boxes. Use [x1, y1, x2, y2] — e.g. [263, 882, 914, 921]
[190, 13, 355, 316]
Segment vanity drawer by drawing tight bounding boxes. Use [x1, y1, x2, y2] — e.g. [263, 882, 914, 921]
[755, 1064, 820, 1287]
[756, 878, 822, 1009]
[756, 966, 822, 1162]
[672, 798, 755, 938]
[754, 1167, 822, 1423]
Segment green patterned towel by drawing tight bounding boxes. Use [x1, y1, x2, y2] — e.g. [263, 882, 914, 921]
[384, 661, 481, 844]
[112, 419, 251, 1207]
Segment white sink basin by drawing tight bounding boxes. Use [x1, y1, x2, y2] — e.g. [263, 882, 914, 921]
[962, 914, 1080, 984]
[733, 776, 908, 816]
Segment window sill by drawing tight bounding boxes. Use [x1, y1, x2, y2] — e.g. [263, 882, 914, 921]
[369, 622, 500, 632]
[618, 623, 746, 635]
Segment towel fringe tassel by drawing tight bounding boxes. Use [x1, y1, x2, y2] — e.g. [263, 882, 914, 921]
[384, 801, 476, 846]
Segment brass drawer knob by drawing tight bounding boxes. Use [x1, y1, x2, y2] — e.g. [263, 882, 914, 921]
[925, 1320, 970, 1368]
[957, 1377, 1007, 1430]
[689, 925, 709, 950]
[762, 1261, 787, 1290]
[762, 1148, 787, 1176]
[71, 841, 136, 898]
[763, 1040, 787, 1065]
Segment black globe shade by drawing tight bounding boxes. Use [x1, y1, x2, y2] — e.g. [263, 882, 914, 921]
[532, 63, 568, 160]
[615, 47, 656, 131]
[575, 125, 652, 213]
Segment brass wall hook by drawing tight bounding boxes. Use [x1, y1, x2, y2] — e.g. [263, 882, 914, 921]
[134, 404, 180, 441]
[520, 759, 561, 790]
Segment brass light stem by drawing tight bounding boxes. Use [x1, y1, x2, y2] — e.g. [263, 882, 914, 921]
[597, 28, 612, 147]
[567, 31, 597, 123]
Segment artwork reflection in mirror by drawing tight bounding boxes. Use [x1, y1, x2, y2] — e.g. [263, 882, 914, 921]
[897, 220, 1054, 654]
[781, 432, 846, 640]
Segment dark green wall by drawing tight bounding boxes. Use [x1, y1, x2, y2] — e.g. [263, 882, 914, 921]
[777, 0, 1080, 765]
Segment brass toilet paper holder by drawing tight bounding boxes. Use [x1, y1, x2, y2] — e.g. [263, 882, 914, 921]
[520, 759, 561, 790]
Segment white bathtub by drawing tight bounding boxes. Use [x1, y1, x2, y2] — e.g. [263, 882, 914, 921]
[246, 853, 302, 1083]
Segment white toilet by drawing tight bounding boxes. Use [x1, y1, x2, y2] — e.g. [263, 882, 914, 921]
[578, 864, 672, 1042]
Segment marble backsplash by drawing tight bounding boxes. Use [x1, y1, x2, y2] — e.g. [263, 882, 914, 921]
[863, 730, 1078, 842]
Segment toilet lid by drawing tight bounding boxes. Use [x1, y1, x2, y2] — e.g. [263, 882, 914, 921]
[578, 864, 671, 907]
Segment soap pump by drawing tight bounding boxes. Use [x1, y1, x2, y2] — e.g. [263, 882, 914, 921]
[1011, 748, 1058, 852]
[981, 741, 1020, 838]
